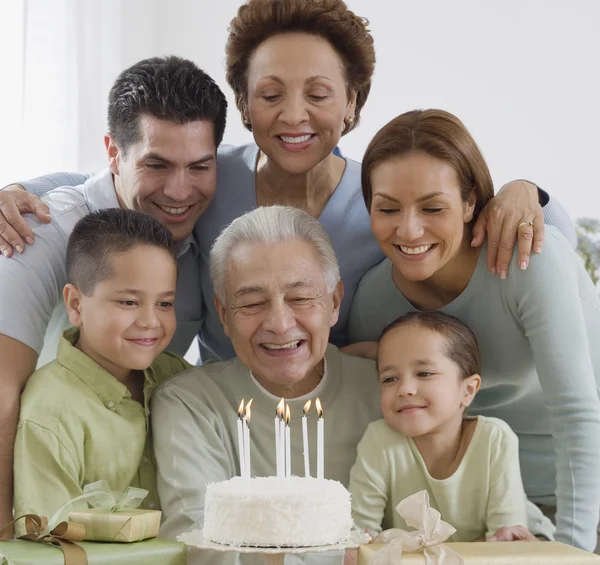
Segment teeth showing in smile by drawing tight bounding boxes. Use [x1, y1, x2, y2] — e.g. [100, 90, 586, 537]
[399, 244, 433, 255]
[280, 135, 312, 144]
[262, 340, 301, 350]
[160, 205, 190, 215]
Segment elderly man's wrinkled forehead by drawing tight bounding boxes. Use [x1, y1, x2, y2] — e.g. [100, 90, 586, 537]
[223, 240, 330, 303]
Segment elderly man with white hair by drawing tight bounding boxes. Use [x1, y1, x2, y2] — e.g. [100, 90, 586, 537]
[151, 205, 381, 563]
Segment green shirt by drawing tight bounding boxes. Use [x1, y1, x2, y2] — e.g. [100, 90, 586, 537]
[13, 328, 191, 526]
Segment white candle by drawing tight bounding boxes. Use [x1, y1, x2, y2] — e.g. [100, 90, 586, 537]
[302, 400, 312, 477]
[276, 398, 285, 478]
[237, 399, 245, 477]
[285, 404, 291, 478]
[274, 412, 281, 478]
[279, 418, 285, 477]
[316, 398, 324, 479]
[244, 399, 253, 478]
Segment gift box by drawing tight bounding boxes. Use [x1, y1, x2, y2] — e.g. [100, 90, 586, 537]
[68, 508, 161, 542]
[357, 491, 600, 565]
[0, 538, 187, 565]
[358, 541, 600, 565]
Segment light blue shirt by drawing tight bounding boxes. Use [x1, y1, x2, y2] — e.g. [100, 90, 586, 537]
[349, 227, 600, 551]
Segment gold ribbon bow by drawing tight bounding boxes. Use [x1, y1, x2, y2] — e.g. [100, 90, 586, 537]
[370, 491, 464, 565]
[0, 513, 87, 565]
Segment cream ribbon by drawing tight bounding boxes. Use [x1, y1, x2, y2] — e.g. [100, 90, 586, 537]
[370, 490, 464, 565]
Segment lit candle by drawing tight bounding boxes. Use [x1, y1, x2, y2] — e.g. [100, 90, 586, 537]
[274, 406, 281, 478]
[237, 399, 245, 477]
[243, 399, 253, 478]
[278, 398, 286, 479]
[275, 398, 285, 478]
[285, 404, 291, 478]
[302, 400, 311, 477]
[316, 397, 324, 479]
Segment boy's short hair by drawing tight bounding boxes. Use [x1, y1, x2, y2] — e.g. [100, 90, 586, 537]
[380, 311, 481, 379]
[67, 208, 176, 296]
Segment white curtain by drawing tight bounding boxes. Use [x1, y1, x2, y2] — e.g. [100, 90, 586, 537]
[0, 0, 161, 187]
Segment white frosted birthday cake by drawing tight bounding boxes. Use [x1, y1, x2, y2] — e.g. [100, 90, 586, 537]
[203, 476, 353, 547]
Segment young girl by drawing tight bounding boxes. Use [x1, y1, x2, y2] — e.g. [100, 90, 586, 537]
[349, 311, 542, 543]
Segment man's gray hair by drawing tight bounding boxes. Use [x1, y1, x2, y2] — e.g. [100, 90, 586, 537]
[210, 206, 341, 303]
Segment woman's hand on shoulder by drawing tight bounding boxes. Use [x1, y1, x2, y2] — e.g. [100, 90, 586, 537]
[341, 341, 378, 360]
[471, 180, 544, 279]
[0, 185, 51, 257]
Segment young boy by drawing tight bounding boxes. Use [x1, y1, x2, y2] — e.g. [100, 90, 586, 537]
[13, 208, 191, 524]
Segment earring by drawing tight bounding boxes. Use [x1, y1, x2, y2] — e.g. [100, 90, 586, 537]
[346, 116, 354, 124]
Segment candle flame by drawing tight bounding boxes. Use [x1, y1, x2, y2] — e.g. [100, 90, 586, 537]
[238, 398, 245, 418]
[303, 399, 312, 415]
[245, 398, 254, 423]
[315, 397, 323, 418]
[277, 397, 285, 418]
[285, 404, 291, 425]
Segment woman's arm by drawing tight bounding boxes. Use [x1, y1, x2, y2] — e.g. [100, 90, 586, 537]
[2, 172, 91, 196]
[508, 228, 600, 551]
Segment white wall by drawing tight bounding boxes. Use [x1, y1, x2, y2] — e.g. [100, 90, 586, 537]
[3, 0, 599, 221]
[153, 0, 600, 221]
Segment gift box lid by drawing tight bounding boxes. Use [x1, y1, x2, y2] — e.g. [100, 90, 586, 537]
[358, 541, 600, 565]
[0, 537, 186, 565]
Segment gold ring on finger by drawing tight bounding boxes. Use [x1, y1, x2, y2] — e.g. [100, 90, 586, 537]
[518, 220, 534, 230]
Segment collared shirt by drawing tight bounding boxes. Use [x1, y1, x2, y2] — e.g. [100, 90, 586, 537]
[0, 169, 203, 368]
[13, 327, 191, 527]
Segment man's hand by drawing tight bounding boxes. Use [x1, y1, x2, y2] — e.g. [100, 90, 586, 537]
[471, 180, 544, 279]
[488, 525, 537, 542]
[0, 185, 51, 258]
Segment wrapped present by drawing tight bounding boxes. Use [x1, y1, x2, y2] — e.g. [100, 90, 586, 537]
[358, 541, 600, 564]
[0, 537, 187, 565]
[64, 480, 160, 542]
[68, 508, 160, 543]
[357, 491, 600, 564]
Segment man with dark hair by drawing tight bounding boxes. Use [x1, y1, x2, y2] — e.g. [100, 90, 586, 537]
[0, 55, 226, 533]
[13, 208, 190, 529]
